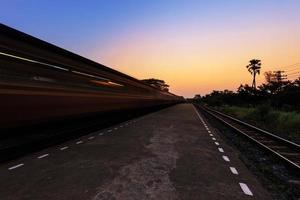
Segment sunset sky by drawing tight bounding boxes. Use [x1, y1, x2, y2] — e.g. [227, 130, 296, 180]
[1, 0, 300, 97]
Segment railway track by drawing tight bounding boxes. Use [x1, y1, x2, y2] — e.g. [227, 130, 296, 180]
[195, 104, 300, 171]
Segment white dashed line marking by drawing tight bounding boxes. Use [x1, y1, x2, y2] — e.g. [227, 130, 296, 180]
[120, 125, 123, 128]
[99, 132, 104, 136]
[218, 147, 224, 152]
[215, 142, 219, 146]
[193, 105, 203, 121]
[76, 141, 83, 144]
[212, 137, 216, 140]
[230, 167, 238, 175]
[239, 183, 253, 196]
[38, 154, 49, 159]
[8, 163, 24, 170]
[208, 130, 211, 133]
[222, 155, 230, 162]
[60, 146, 69, 150]
[114, 127, 118, 130]
[209, 134, 213, 136]
[88, 136, 95, 140]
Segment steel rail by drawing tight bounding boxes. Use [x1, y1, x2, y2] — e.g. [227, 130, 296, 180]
[195, 104, 300, 170]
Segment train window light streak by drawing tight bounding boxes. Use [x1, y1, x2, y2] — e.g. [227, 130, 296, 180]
[0, 51, 124, 88]
[107, 81, 124, 87]
[90, 80, 124, 87]
[0, 51, 69, 71]
[71, 70, 109, 81]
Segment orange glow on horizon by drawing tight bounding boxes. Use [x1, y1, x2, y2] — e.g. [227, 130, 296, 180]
[86, 10, 300, 97]
[3, 1, 300, 97]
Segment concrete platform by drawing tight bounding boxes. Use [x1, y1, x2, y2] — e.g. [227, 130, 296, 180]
[0, 104, 271, 199]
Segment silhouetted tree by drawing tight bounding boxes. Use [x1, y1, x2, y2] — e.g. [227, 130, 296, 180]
[196, 59, 300, 110]
[273, 70, 287, 83]
[264, 71, 273, 84]
[262, 70, 288, 94]
[246, 59, 261, 89]
[194, 94, 201, 99]
[141, 78, 169, 91]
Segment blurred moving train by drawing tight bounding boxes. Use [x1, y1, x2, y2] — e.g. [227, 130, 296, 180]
[0, 24, 184, 129]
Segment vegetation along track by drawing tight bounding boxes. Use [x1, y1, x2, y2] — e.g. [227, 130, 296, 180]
[195, 104, 300, 172]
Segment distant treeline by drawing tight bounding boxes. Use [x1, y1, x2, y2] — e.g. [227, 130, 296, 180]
[196, 76, 300, 111]
[193, 61, 300, 142]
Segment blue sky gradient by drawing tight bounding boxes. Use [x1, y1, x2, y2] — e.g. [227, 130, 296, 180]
[1, 0, 300, 96]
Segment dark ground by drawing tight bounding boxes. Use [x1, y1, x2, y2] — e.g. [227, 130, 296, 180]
[200, 108, 300, 200]
[0, 104, 272, 199]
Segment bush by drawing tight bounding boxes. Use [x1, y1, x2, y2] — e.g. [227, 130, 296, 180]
[253, 104, 271, 122]
[219, 105, 300, 143]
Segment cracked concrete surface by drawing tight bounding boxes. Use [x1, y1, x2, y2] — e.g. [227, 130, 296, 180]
[93, 125, 179, 200]
[0, 104, 271, 200]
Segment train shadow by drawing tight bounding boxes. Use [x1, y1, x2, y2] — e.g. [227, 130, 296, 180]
[0, 104, 176, 163]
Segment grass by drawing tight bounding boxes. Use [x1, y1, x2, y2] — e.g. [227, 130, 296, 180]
[218, 105, 300, 143]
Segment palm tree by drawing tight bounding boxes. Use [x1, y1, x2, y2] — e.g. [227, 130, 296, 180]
[246, 59, 261, 89]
